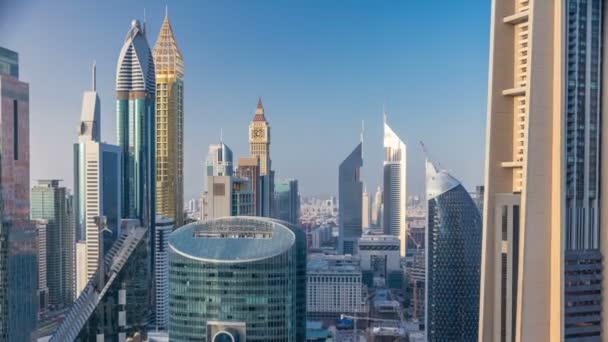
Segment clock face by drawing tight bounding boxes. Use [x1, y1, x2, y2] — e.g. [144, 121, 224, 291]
[254, 128, 264, 139]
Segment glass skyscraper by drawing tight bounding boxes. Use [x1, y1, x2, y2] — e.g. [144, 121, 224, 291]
[273, 179, 300, 225]
[168, 217, 306, 341]
[116, 19, 156, 228]
[0, 46, 35, 342]
[338, 142, 362, 255]
[425, 160, 481, 341]
[31, 180, 74, 307]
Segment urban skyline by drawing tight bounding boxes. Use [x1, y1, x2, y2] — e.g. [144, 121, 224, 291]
[0, 1, 488, 199]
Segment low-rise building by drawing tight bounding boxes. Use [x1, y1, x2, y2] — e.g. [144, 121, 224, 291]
[358, 234, 402, 289]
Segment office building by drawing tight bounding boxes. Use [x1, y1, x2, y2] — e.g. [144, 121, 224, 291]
[155, 216, 173, 331]
[425, 160, 481, 341]
[358, 234, 402, 289]
[153, 8, 184, 229]
[338, 142, 362, 255]
[168, 217, 306, 341]
[249, 98, 273, 216]
[274, 178, 300, 225]
[1, 46, 36, 342]
[307, 254, 367, 321]
[382, 114, 406, 256]
[237, 157, 261, 216]
[116, 19, 156, 227]
[49, 220, 151, 341]
[362, 188, 370, 229]
[34, 219, 48, 313]
[480, 1, 608, 340]
[74, 64, 122, 298]
[31, 180, 74, 307]
[202, 176, 254, 220]
[205, 142, 233, 178]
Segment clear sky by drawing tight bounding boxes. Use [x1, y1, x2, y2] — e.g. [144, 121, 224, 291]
[0, 0, 490, 201]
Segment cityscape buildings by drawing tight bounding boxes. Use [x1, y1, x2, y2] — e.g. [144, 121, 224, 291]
[31, 180, 74, 307]
[425, 160, 481, 341]
[0, 46, 36, 342]
[153, 8, 184, 229]
[205, 142, 234, 177]
[202, 175, 254, 220]
[73, 63, 122, 297]
[273, 178, 300, 225]
[362, 187, 370, 229]
[338, 142, 362, 255]
[236, 157, 261, 215]
[249, 98, 273, 217]
[358, 234, 402, 289]
[168, 217, 306, 341]
[479, 1, 607, 340]
[382, 114, 406, 256]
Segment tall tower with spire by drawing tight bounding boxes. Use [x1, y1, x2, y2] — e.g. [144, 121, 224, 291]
[74, 63, 121, 298]
[153, 8, 184, 228]
[249, 98, 272, 216]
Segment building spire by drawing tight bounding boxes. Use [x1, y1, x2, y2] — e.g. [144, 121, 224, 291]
[165, 2, 169, 18]
[92, 60, 96, 92]
[257, 97, 263, 109]
[253, 97, 267, 122]
[143, 7, 147, 35]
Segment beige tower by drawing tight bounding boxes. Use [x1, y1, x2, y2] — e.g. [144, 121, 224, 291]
[249, 98, 272, 216]
[153, 9, 184, 228]
[480, 1, 605, 341]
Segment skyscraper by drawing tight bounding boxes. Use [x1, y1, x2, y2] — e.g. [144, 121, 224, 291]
[236, 157, 261, 216]
[274, 179, 300, 225]
[31, 180, 74, 307]
[168, 217, 306, 341]
[205, 142, 233, 178]
[249, 98, 273, 217]
[154, 216, 174, 331]
[74, 63, 121, 298]
[0, 179, 6, 341]
[382, 114, 406, 256]
[153, 8, 184, 229]
[0, 46, 35, 342]
[338, 142, 362, 255]
[116, 19, 156, 228]
[362, 187, 370, 230]
[425, 160, 481, 341]
[479, 1, 607, 340]
[202, 176, 254, 220]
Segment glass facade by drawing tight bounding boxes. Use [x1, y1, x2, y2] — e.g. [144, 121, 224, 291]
[426, 172, 481, 341]
[168, 217, 306, 342]
[338, 143, 362, 255]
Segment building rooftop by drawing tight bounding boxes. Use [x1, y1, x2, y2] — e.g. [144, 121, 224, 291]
[169, 217, 295, 263]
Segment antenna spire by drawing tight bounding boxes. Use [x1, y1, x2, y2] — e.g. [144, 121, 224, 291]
[165, 2, 169, 17]
[143, 7, 147, 35]
[220, 128, 223, 143]
[92, 60, 97, 91]
[360, 120, 365, 144]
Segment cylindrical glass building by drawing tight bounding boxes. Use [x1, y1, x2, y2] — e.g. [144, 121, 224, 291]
[168, 217, 306, 342]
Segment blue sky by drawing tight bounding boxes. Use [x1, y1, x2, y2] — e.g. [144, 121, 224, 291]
[0, 0, 490, 200]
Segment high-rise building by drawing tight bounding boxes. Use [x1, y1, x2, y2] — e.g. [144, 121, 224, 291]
[153, 9, 184, 229]
[205, 142, 233, 178]
[202, 176, 254, 220]
[249, 98, 273, 217]
[362, 187, 370, 229]
[116, 19, 156, 228]
[74, 64, 122, 300]
[1, 46, 36, 342]
[31, 180, 74, 307]
[371, 186, 383, 227]
[34, 219, 48, 313]
[236, 157, 261, 216]
[273, 179, 300, 225]
[0, 177, 6, 341]
[154, 216, 173, 331]
[480, 1, 608, 340]
[382, 114, 406, 256]
[425, 160, 481, 341]
[168, 217, 306, 341]
[338, 142, 362, 255]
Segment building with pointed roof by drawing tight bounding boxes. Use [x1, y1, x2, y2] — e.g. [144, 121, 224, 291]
[249, 98, 273, 217]
[153, 9, 184, 229]
[338, 142, 362, 255]
[382, 114, 406, 256]
[425, 159, 481, 341]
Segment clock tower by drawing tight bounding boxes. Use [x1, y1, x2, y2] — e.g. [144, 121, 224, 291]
[249, 98, 273, 217]
[249, 98, 271, 175]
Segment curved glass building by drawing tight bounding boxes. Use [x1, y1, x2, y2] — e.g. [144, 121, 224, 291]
[425, 160, 481, 341]
[168, 217, 306, 342]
